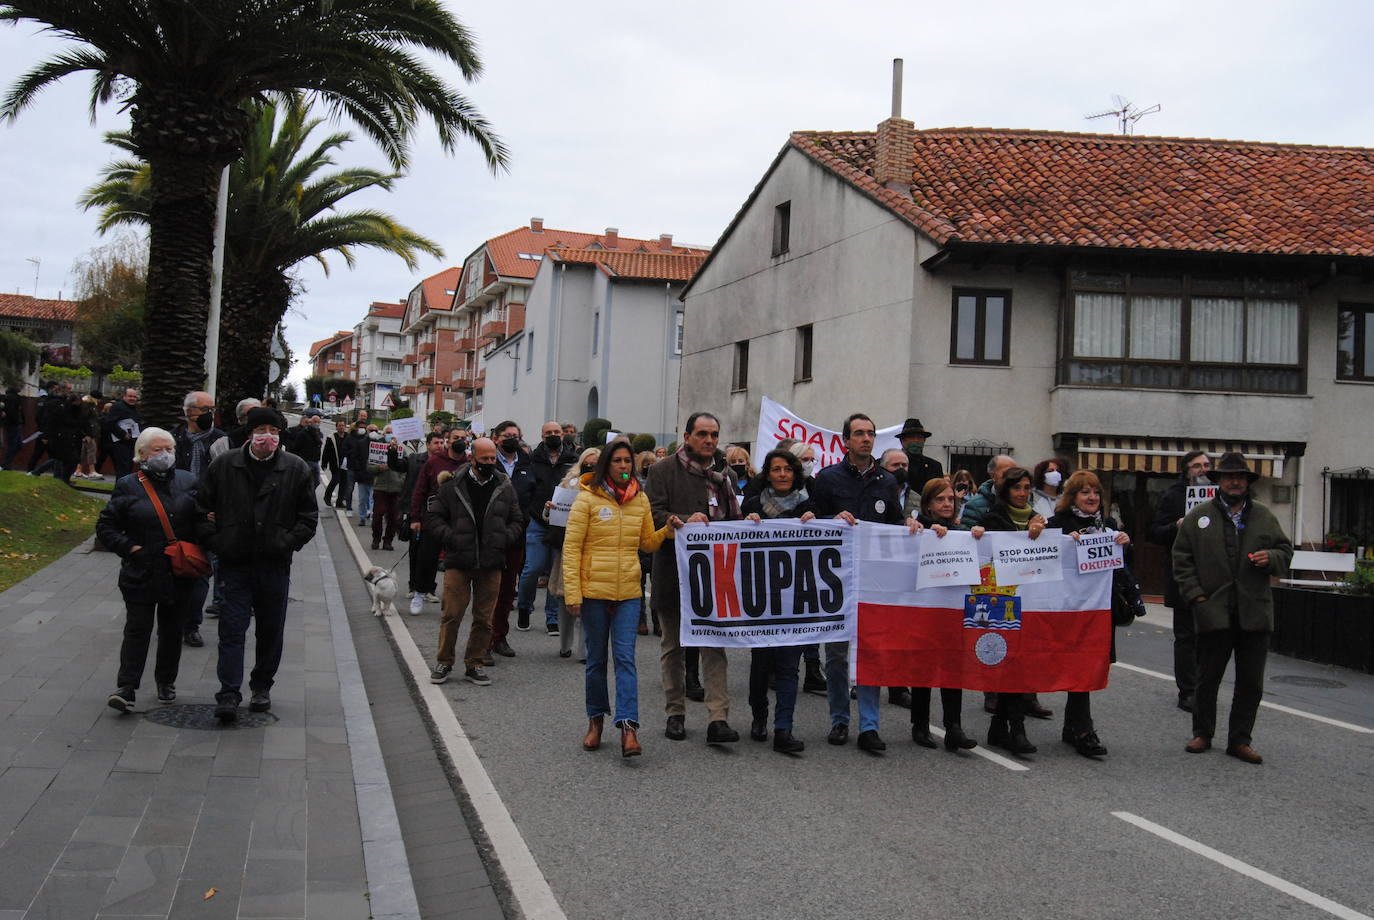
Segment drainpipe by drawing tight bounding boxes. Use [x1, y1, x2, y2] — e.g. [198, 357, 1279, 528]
[1292, 454, 1304, 548]
[661, 281, 672, 445]
[548, 263, 564, 417]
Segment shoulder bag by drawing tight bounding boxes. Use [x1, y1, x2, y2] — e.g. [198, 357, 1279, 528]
[138, 473, 213, 578]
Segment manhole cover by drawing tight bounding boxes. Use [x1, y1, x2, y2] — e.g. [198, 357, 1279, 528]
[143, 703, 280, 730]
[1271, 675, 1346, 689]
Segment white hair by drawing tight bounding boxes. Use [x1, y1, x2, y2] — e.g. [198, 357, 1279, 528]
[134, 426, 175, 460]
[183, 390, 213, 410]
[235, 397, 261, 422]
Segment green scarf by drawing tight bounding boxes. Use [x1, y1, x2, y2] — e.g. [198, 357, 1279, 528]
[1008, 502, 1035, 530]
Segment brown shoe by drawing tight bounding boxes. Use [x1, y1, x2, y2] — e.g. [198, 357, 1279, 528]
[1184, 736, 1211, 754]
[621, 723, 642, 758]
[1226, 744, 1263, 764]
[582, 716, 604, 751]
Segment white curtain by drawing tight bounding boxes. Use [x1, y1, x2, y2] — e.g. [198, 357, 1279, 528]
[1246, 299, 1299, 364]
[1129, 295, 1181, 359]
[1074, 293, 1124, 358]
[955, 296, 978, 360]
[1190, 297, 1245, 362]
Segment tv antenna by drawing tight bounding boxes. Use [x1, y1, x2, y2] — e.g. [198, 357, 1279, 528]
[25, 257, 40, 296]
[1085, 95, 1160, 135]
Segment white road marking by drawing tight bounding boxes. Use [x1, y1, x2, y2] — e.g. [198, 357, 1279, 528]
[334, 511, 567, 920]
[1112, 662, 1374, 734]
[1113, 811, 1373, 920]
[927, 725, 1030, 772]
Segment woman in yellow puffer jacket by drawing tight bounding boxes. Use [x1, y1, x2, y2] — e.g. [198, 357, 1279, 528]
[564, 438, 682, 757]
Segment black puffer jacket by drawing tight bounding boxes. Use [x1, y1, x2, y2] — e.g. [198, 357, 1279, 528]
[424, 466, 525, 570]
[96, 469, 201, 601]
[195, 444, 319, 564]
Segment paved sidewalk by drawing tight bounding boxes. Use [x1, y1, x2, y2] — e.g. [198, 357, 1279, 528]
[0, 506, 495, 920]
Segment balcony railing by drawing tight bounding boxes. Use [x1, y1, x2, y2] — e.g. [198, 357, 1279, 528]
[418, 375, 435, 386]
[401, 385, 418, 395]
[1061, 358, 1304, 395]
[453, 369, 476, 389]
[418, 341, 436, 355]
[455, 336, 476, 351]
[402, 352, 418, 366]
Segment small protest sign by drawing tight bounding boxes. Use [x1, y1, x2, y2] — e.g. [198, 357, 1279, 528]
[1075, 532, 1124, 573]
[548, 486, 578, 527]
[1186, 485, 1217, 512]
[988, 530, 1064, 587]
[388, 416, 424, 443]
[916, 530, 981, 587]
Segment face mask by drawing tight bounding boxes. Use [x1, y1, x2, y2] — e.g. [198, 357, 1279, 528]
[904, 443, 924, 458]
[500, 436, 520, 454]
[730, 464, 749, 479]
[543, 435, 562, 452]
[473, 461, 496, 479]
[142, 451, 175, 472]
[1043, 470, 1063, 488]
[563, 434, 577, 447]
[580, 464, 595, 473]
[450, 440, 468, 456]
[193, 410, 213, 431]
[802, 461, 816, 477]
[368, 432, 382, 441]
[252, 433, 280, 454]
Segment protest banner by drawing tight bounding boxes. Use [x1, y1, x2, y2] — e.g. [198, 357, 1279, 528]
[916, 530, 982, 588]
[988, 531, 1064, 587]
[548, 486, 579, 527]
[676, 520, 856, 648]
[751, 396, 901, 470]
[853, 533, 1112, 693]
[1186, 484, 1217, 511]
[1075, 532, 1124, 573]
[388, 416, 424, 443]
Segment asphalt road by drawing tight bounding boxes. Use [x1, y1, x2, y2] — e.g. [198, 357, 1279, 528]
[355, 530, 1374, 920]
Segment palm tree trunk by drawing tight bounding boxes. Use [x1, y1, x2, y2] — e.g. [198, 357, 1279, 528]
[214, 273, 291, 422]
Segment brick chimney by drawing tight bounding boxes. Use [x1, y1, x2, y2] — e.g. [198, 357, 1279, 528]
[604, 227, 619, 249]
[530, 217, 544, 232]
[658, 233, 674, 251]
[873, 58, 914, 197]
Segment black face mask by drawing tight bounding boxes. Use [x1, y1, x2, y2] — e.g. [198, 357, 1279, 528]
[500, 436, 520, 454]
[450, 440, 468, 456]
[730, 464, 749, 479]
[473, 461, 496, 479]
[193, 410, 213, 431]
[563, 434, 577, 447]
[580, 464, 595, 474]
[543, 435, 562, 452]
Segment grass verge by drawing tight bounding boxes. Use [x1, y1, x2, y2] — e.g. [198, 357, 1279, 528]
[0, 470, 104, 593]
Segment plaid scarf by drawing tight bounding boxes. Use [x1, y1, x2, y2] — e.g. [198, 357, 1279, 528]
[760, 486, 808, 519]
[676, 446, 739, 521]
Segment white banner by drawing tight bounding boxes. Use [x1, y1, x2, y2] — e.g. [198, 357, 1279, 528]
[752, 396, 901, 471]
[548, 486, 579, 527]
[388, 416, 424, 443]
[917, 530, 983, 587]
[1186, 484, 1217, 512]
[988, 530, 1064, 587]
[676, 520, 855, 647]
[1074, 532, 1124, 573]
[367, 442, 389, 468]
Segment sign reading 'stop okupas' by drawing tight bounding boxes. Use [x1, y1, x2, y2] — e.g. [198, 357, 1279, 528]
[675, 520, 856, 647]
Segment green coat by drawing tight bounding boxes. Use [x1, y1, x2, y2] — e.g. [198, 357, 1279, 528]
[1172, 496, 1293, 633]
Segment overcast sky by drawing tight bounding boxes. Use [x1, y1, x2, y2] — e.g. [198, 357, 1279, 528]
[3, 0, 1372, 388]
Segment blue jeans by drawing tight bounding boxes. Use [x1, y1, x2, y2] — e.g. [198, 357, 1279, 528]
[581, 597, 640, 726]
[216, 563, 291, 699]
[824, 641, 881, 732]
[517, 521, 561, 625]
[354, 481, 373, 521]
[749, 645, 803, 731]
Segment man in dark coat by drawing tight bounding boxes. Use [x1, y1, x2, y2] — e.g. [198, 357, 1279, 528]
[898, 417, 945, 493]
[1173, 452, 1293, 765]
[321, 419, 351, 509]
[1147, 450, 1213, 712]
[515, 420, 578, 633]
[424, 437, 524, 687]
[197, 406, 318, 723]
[104, 387, 143, 478]
[407, 428, 468, 614]
[285, 409, 325, 485]
[168, 389, 224, 648]
[1, 384, 24, 470]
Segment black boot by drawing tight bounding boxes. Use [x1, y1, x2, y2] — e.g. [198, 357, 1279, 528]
[988, 716, 1009, 749]
[943, 722, 977, 751]
[685, 665, 705, 702]
[802, 658, 826, 695]
[1007, 719, 1037, 755]
[910, 686, 935, 747]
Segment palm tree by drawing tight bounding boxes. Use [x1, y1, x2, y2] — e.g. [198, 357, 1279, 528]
[81, 96, 444, 420]
[2, 0, 507, 425]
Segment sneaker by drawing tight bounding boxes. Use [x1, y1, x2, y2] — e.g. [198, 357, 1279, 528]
[156, 684, 176, 704]
[248, 692, 271, 713]
[183, 629, 203, 648]
[546, 623, 559, 637]
[409, 593, 424, 616]
[107, 687, 135, 712]
[464, 667, 491, 686]
[516, 609, 531, 631]
[424, 593, 440, 604]
[214, 693, 239, 723]
[429, 663, 453, 684]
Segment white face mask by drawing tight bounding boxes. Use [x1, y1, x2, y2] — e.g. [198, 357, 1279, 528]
[802, 461, 816, 477]
[142, 450, 176, 473]
[1043, 470, 1063, 488]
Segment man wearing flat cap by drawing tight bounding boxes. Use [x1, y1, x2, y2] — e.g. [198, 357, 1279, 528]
[197, 406, 319, 723]
[897, 418, 943, 493]
[1172, 451, 1292, 765]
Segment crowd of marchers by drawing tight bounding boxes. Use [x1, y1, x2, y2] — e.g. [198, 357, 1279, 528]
[87, 395, 1292, 767]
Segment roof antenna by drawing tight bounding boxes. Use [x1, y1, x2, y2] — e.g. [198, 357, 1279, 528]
[891, 58, 903, 119]
[1085, 95, 1160, 135]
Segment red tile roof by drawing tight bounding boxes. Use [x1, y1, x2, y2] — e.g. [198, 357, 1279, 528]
[547, 247, 708, 282]
[789, 128, 1374, 258]
[0, 293, 79, 322]
[420, 267, 461, 312]
[308, 330, 353, 359]
[482, 226, 709, 281]
[367, 300, 405, 319]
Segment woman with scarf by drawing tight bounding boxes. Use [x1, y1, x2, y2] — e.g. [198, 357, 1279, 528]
[96, 427, 201, 711]
[1045, 471, 1127, 757]
[909, 477, 984, 751]
[980, 466, 1047, 754]
[563, 439, 682, 757]
[741, 449, 816, 754]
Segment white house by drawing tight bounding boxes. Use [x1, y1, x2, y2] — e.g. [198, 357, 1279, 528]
[352, 300, 406, 411]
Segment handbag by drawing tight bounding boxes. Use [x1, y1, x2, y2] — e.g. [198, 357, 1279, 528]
[1111, 563, 1146, 627]
[138, 473, 213, 578]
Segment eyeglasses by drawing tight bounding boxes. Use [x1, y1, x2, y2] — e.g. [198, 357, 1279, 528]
[849, 430, 876, 439]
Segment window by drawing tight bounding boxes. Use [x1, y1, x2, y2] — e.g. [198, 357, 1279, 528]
[526, 332, 535, 371]
[795, 324, 813, 381]
[1064, 273, 1304, 393]
[732, 340, 749, 391]
[950, 289, 1011, 365]
[1329, 472, 1374, 545]
[772, 201, 791, 257]
[673, 311, 684, 356]
[1338, 304, 1374, 381]
[334, 351, 345, 361]
[592, 311, 600, 356]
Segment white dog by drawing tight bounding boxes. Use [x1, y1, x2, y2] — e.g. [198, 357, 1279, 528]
[363, 566, 398, 617]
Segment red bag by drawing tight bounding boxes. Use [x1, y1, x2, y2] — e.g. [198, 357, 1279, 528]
[138, 473, 212, 578]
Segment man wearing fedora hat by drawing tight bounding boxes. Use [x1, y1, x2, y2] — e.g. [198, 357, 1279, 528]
[897, 418, 943, 493]
[1172, 451, 1292, 764]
